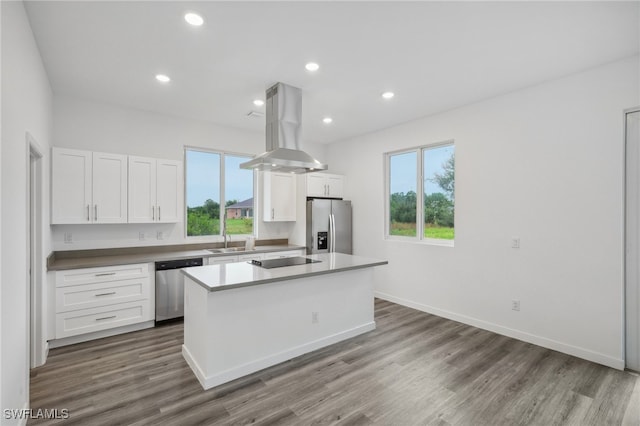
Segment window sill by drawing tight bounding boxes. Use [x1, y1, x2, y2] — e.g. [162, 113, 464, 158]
[384, 235, 454, 248]
[185, 234, 255, 242]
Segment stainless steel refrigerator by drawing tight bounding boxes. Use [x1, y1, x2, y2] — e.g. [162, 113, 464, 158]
[306, 199, 352, 254]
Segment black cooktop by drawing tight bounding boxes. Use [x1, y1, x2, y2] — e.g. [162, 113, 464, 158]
[249, 256, 321, 269]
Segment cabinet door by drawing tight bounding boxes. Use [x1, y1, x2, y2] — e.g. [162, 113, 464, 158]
[263, 172, 296, 221]
[128, 156, 156, 223]
[326, 175, 344, 198]
[306, 174, 326, 197]
[208, 256, 238, 265]
[156, 159, 182, 223]
[264, 250, 305, 259]
[238, 253, 264, 262]
[93, 152, 128, 223]
[51, 148, 92, 224]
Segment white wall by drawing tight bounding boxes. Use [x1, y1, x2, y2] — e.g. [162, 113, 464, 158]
[51, 96, 327, 250]
[327, 57, 639, 369]
[0, 0, 4, 415]
[1, 0, 53, 420]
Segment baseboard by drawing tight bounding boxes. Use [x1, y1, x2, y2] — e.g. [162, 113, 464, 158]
[184, 322, 376, 390]
[41, 341, 49, 366]
[375, 291, 624, 370]
[181, 345, 208, 389]
[48, 320, 155, 349]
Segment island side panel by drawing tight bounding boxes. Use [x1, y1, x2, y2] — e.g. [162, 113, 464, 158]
[186, 268, 375, 390]
[182, 276, 211, 388]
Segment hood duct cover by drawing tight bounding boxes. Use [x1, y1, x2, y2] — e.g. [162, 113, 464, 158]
[240, 83, 328, 174]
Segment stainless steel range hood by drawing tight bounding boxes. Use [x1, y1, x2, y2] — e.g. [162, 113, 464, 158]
[240, 83, 328, 174]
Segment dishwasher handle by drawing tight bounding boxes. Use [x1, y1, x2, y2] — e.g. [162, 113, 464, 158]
[155, 258, 203, 271]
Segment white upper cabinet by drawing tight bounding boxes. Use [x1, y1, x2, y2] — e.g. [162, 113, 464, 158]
[306, 173, 345, 198]
[52, 148, 92, 224]
[128, 156, 182, 223]
[156, 159, 181, 223]
[52, 148, 127, 224]
[306, 174, 326, 198]
[263, 172, 296, 222]
[92, 152, 128, 223]
[128, 156, 156, 223]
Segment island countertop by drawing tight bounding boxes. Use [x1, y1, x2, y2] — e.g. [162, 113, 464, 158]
[182, 252, 388, 292]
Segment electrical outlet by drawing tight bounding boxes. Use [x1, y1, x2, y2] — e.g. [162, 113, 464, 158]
[63, 232, 73, 244]
[312, 312, 319, 324]
[512, 300, 520, 311]
[157, 231, 164, 240]
[511, 237, 520, 249]
[139, 232, 145, 241]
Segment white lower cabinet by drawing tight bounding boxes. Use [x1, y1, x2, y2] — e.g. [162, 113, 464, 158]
[263, 249, 305, 259]
[56, 301, 151, 339]
[208, 256, 238, 265]
[238, 253, 264, 262]
[54, 263, 153, 339]
[207, 249, 303, 264]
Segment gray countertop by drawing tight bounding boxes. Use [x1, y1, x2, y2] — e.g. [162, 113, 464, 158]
[182, 252, 388, 292]
[48, 244, 305, 271]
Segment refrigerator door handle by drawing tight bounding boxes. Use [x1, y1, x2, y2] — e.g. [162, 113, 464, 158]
[328, 214, 332, 252]
[330, 213, 336, 252]
[330, 214, 333, 252]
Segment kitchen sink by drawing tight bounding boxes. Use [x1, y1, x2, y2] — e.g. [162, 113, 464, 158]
[207, 247, 251, 254]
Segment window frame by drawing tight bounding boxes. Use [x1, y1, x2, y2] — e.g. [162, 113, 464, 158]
[184, 146, 257, 241]
[384, 139, 455, 246]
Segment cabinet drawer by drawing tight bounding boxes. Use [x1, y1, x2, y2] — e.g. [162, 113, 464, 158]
[56, 263, 150, 287]
[55, 300, 151, 339]
[55, 277, 149, 313]
[238, 253, 264, 261]
[264, 250, 305, 259]
[208, 256, 238, 265]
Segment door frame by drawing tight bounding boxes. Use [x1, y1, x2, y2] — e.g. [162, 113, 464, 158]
[624, 106, 640, 372]
[26, 132, 45, 368]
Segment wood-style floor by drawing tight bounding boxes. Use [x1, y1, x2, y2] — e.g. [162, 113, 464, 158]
[30, 299, 640, 425]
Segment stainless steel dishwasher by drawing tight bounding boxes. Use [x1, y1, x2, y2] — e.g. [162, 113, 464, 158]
[155, 257, 203, 322]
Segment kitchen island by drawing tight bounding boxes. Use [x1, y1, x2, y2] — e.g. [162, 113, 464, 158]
[181, 252, 387, 390]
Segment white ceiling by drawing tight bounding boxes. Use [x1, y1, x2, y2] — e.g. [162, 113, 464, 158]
[24, 1, 639, 145]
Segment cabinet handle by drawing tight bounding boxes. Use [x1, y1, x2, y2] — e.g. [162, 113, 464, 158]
[95, 315, 116, 321]
[94, 205, 98, 221]
[95, 292, 116, 297]
[94, 272, 116, 277]
[271, 208, 275, 220]
[158, 206, 161, 221]
[87, 205, 90, 222]
[152, 206, 155, 220]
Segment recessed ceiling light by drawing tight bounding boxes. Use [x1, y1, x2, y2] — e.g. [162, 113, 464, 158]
[184, 12, 204, 26]
[322, 117, 333, 124]
[381, 91, 395, 100]
[253, 99, 264, 107]
[155, 74, 171, 83]
[305, 62, 320, 72]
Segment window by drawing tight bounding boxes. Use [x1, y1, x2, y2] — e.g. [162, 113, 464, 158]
[386, 141, 455, 243]
[185, 149, 254, 237]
